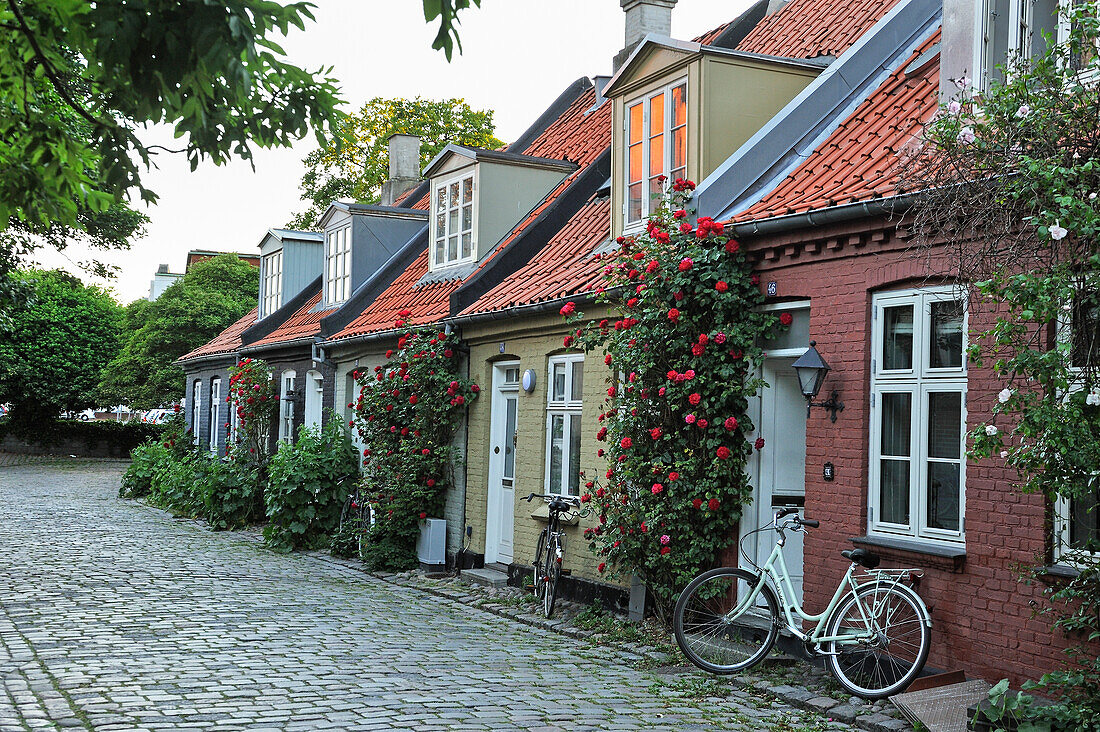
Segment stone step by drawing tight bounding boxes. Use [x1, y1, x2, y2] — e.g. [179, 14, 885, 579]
[460, 567, 509, 588]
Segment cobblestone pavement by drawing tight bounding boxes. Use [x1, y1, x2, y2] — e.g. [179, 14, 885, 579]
[0, 462, 855, 731]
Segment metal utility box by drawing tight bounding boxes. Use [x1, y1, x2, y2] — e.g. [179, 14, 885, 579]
[417, 518, 446, 571]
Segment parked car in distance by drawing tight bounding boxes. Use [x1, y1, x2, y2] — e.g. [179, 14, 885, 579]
[61, 408, 98, 421]
[142, 409, 173, 425]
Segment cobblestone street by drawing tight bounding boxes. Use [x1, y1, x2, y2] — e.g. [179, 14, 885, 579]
[0, 462, 851, 731]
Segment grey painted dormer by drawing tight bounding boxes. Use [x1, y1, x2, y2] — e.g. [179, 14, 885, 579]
[420, 145, 577, 279]
[316, 202, 428, 308]
[257, 229, 324, 319]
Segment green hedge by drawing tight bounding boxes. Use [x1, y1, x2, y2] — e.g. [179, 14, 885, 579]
[0, 419, 165, 456]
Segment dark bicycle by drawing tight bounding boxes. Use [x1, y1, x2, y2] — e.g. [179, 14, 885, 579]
[523, 493, 588, 617]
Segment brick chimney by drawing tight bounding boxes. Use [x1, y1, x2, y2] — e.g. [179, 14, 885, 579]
[380, 133, 421, 206]
[614, 0, 679, 72]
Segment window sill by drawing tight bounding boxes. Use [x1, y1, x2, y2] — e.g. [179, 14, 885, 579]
[1038, 563, 1080, 582]
[529, 503, 580, 525]
[851, 535, 966, 573]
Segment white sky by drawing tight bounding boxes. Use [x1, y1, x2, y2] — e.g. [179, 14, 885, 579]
[30, 0, 751, 303]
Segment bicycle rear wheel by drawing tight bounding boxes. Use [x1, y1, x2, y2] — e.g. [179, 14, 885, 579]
[673, 567, 780, 674]
[824, 582, 930, 699]
[543, 536, 560, 618]
[532, 529, 548, 602]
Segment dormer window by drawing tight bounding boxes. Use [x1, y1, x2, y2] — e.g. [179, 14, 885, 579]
[260, 250, 282, 318]
[625, 80, 686, 226]
[433, 173, 475, 268]
[325, 223, 351, 305]
[978, 0, 1064, 88]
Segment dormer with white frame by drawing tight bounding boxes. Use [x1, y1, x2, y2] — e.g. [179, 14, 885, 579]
[421, 145, 577, 277]
[315, 201, 428, 308]
[256, 229, 323, 320]
[604, 36, 824, 238]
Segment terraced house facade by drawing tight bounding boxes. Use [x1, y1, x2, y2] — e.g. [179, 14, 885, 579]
[179, 0, 1098, 685]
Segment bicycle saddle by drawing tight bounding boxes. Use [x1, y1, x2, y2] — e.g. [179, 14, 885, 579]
[841, 548, 881, 569]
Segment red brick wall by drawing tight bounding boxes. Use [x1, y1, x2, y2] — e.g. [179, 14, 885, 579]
[744, 217, 1084, 685]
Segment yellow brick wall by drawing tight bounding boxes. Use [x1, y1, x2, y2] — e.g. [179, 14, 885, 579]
[463, 308, 622, 586]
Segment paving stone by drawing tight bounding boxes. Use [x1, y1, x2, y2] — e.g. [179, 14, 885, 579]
[0, 462, 858, 730]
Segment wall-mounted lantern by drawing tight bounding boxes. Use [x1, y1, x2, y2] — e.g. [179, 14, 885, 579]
[791, 341, 844, 422]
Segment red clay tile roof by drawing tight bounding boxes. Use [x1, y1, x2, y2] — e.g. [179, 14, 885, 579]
[737, 0, 901, 59]
[327, 87, 612, 342]
[177, 308, 257, 362]
[735, 30, 940, 222]
[694, 20, 733, 46]
[460, 197, 610, 316]
[247, 289, 335, 348]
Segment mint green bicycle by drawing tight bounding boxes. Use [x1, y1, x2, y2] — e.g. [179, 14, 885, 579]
[673, 508, 932, 699]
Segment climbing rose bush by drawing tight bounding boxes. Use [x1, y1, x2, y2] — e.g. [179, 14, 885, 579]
[227, 358, 278, 469]
[353, 323, 479, 570]
[564, 179, 781, 614]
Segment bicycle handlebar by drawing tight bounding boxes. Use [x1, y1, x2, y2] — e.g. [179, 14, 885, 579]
[524, 493, 583, 507]
[772, 508, 819, 530]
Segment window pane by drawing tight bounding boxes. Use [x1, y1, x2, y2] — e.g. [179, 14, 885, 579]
[880, 460, 910, 525]
[436, 214, 446, 239]
[549, 414, 564, 493]
[1030, 0, 1058, 58]
[672, 84, 686, 126]
[552, 362, 567, 402]
[435, 237, 445, 265]
[436, 188, 446, 212]
[983, 0, 1011, 86]
[461, 233, 472, 259]
[450, 182, 459, 208]
[927, 463, 960, 531]
[882, 305, 914, 370]
[1070, 489, 1100, 551]
[672, 126, 686, 170]
[649, 93, 664, 136]
[504, 397, 517, 480]
[628, 183, 642, 222]
[449, 208, 458, 235]
[462, 205, 472, 231]
[1072, 293, 1100, 368]
[929, 301, 964, 368]
[462, 176, 473, 204]
[881, 392, 912, 456]
[568, 413, 582, 496]
[448, 236, 458, 261]
[628, 142, 643, 184]
[649, 134, 664, 177]
[628, 103, 643, 145]
[570, 361, 583, 401]
[927, 392, 962, 459]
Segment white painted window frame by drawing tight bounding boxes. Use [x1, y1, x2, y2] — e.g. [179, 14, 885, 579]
[324, 224, 352, 306]
[209, 377, 221, 455]
[430, 170, 478, 270]
[545, 354, 584, 496]
[974, 0, 1075, 89]
[279, 370, 297, 445]
[191, 380, 202, 446]
[869, 287, 968, 545]
[260, 250, 283, 318]
[623, 77, 688, 231]
[304, 370, 324, 430]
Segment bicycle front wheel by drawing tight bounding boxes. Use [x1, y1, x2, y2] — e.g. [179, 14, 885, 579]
[532, 529, 548, 602]
[543, 536, 560, 618]
[673, 567, 780, 674]
[824, 582, 931, 699]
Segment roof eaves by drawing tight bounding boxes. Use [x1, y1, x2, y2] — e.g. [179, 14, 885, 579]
[422, 143, 478, 179]
[603, 34, 702, 97]
[695, 0, 941, 221]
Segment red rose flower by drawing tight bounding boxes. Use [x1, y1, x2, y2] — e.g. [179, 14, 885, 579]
[755, 437, 766, 450]
[692, 343, 705, 356]
[399, 309, 412, 317]
[427, 479, 436, 487]
[667, 308, 680, 322]
[779, 312, 793, 326]
[725, 239, 740, 253]
[596, 427, 607, 441]
[692, 498, 703, 509]
[581, 493, 591, 503]
[419, 512, 427, 519]
[627, 297, 638, 308]
[409, 395, 418, 405]
[604, 354, 613, 365]
[688, 393, 702, 406]
[651, 483, 663, 495]
[679, 258, 693, 271]
[560, 302, 576, 316]
[421, 448, 431, 455]
[563, 336, 574, 347]
[620, 437, 633, 449]
[649, 427, 662, 440]
[598, 562, 606, 573]
[680, 222, 692, 233]
[660, 546, 671, 555]
[673, 209, 687, 219]
[724, 416, 738, 431]
[471, 384, 480, 393]
[716, 446, 731, 460]
[708, 498, 720, 511]
[668, 472, 680, 482]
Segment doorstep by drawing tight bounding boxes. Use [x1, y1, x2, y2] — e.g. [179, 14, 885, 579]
[459, 566, 509, 588]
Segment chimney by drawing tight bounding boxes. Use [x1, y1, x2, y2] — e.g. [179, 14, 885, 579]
[380, 133, 422, 206]
[157, 263, 170, 274]
[615, 0, 678, 71]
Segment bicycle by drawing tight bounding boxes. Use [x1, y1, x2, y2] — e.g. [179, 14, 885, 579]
[673, 507, 932, 699]
[522, 493, 589, 618]
[335, 476, 375, 560]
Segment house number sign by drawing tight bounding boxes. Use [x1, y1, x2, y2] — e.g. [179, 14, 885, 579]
[823, 462, 835, 481]
[766, 281, 778, 297]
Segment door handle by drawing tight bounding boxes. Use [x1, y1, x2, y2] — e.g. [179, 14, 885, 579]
[494, 446, 500, 454]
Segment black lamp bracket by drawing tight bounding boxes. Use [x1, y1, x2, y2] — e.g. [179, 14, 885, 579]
[807, 391, 845, 422]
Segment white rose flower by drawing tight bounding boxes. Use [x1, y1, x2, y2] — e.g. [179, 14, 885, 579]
[1090, 192, 1097, 201]
[947, 100, 961, 115]
[1000, 450, 1009, 459]
[958, 126, 976, 144]
[998, 388, 1012, 403]
[1050, 222, 1068, 241]
[985, 424, 999, 436]
[1015, 104, 1031, 118]
[1087, 392, 1100, 406]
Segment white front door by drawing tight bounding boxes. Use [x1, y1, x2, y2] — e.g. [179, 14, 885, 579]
[743, 357, 808, 606]
[486, 364, 520, 564]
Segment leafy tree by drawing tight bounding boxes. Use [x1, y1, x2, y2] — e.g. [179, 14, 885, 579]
[906, 7, 1100, 728]
[0, 269, 122, 429]
[0, 0, 341, 314]
[289, 97, 502, 228]
[99, 254, 260, 410]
